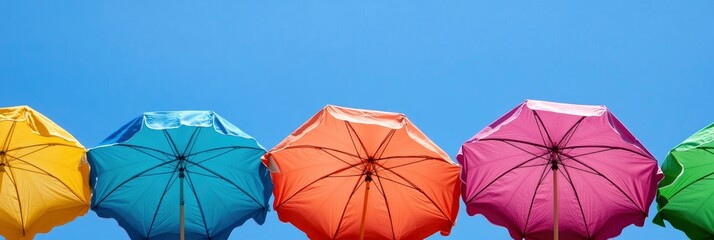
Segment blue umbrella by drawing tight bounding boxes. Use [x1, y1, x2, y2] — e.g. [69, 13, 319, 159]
[88, 111, 272, 240]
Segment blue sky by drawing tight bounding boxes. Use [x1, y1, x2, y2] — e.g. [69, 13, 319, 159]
[1, 1, 712, 239]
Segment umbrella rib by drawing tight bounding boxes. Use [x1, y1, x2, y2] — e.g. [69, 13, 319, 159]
[522, 162, 551, 236]
[559, 152, 646, 214]
[477, 138, 549, 149]
[183, 170, 222, 179]
[6, 143, 80, 152]
[373, 176, 386, 196]
[559, 148, 622, 175]
[666, 172, 714, 202]
[282, 145, 362, 159]
[183, 159, 267, 210]
[557, 116, 586, 148]
[319, 148, 363, 171]
[275, 146, 363, 171]
[533, 111, 554, 147]
[373, 129, 396, 159]
[466, 152, 550, 204]
[146, 164, 180, 238]
[188, 147, 244, 166]
[2, 121, 17, 152]
[162, 130, 181, 156]
[559, 145, 651, 159]
[375, 155, 443, 161]
[181, 127, 201, 157]
[559, 163, 591, 239]
[5, 165, 48, 175]
[8, 145, 50, 160]
[567, 148, 619, 159]
[373, 170, 397, 240]
[327, 173, 365, 178]
[93, 160, 177, 208]
[501, 140, 548, 158]
[560, 164, 598, 175]
[373, 162, 453, 225]
[662, 149, 714, 202]
[517, 162, 550, 169]
[372, 174, 417, 190]
[345, 122, 370, 159]
[187, 146, 264, 158]
[378, 158, 436, 171]
[137, 171, 176, 178]
[185, 170, 212, 238]
[3, 165, 26, 236]
[5, 154, 88, 205]
[114, 144, 174, 163]
[275, 162, 364, 210]
[332, 169, 367, 239]
[702, 148, 714, 156]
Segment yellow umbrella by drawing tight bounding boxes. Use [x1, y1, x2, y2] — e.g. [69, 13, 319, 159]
[0, 106, 90, 240]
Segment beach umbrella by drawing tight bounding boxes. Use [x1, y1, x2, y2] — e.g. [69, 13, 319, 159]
[263, 105, 460, 240]
[458, 100, 661, 240]
[0, 106, 90, 240]
[88, 111, 271, 240]
[654, 122, 714, 239]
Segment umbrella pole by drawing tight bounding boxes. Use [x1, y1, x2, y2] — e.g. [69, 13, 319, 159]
[553, 167, 558, 240]
[180, 166, 185, 240]
[359, 173, 372, 240]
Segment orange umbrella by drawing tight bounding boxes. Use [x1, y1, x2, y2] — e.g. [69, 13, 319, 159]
[263, 105, 460, 240]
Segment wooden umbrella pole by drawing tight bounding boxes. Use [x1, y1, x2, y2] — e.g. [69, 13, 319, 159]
[180, 166, 185, 240]
[359, 176, 372, 240]
[553, 167, 558, 240]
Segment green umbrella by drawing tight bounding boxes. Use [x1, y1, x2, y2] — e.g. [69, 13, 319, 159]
[654, 122, 714, 239]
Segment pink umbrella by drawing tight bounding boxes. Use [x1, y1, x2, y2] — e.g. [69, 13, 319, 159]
[458, 100, 661, 240]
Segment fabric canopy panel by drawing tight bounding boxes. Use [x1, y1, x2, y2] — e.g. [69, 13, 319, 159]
[655, 122, 714, 239]
[0, 106, 90, 240]
[88, 111, 272, 240]
[458, 100, 662, 240]
[265, 105, 460, 240]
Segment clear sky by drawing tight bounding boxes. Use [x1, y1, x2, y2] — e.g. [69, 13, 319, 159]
[1, 1, 711, 239]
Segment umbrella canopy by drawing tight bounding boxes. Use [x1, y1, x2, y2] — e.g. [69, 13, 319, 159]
[654, 122, 714, 239]
[458, 100, 661, 240]
[0, 106, 90, 240]
[264, 105, 460, 240]
[88, 111, 272, 240]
